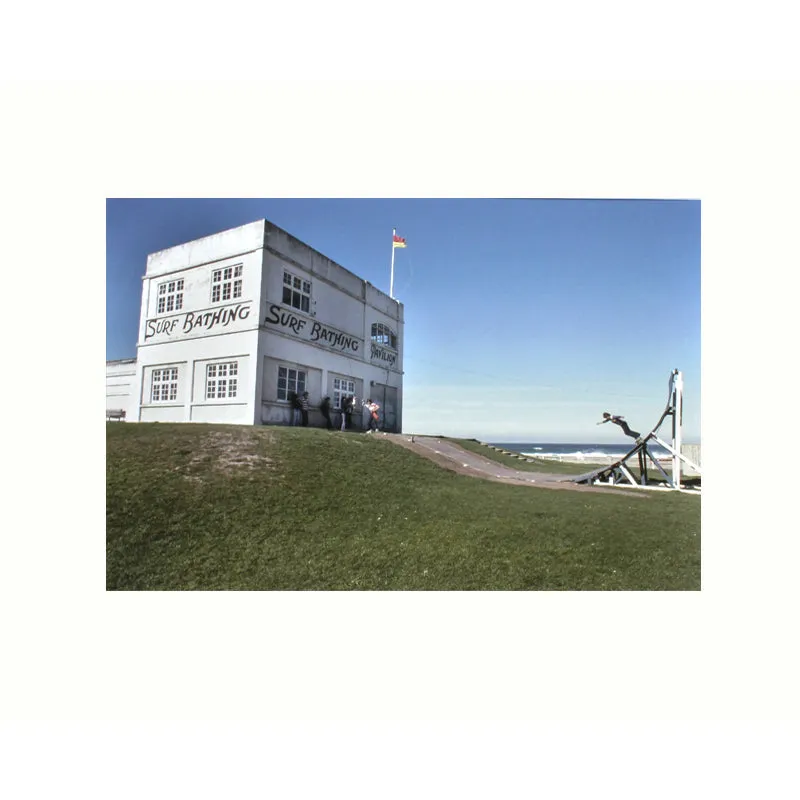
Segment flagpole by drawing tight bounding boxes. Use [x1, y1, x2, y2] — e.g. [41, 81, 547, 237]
[390, 227, 396, 299]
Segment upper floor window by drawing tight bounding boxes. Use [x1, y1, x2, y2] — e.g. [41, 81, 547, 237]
[212, 264, 243, 303]
[371, 322, 397, 349]
[151, 367, 178, 403]
[206, 361, 238, 400]
[283, 271, 311, 313]
[157, 279, 184, 314]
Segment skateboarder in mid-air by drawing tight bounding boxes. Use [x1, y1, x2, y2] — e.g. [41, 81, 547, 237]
[597, 412, 642, 442]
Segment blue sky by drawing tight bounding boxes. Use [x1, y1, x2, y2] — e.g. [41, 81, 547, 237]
[107, 198, 700, 442]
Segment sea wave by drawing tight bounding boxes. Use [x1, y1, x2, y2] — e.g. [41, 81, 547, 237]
[493, 443, 672, 459]
[521, 449, 671, 460]
[522, 450, 614, 459]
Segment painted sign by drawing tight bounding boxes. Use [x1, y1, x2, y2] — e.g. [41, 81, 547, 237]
[263, 303, 361, 354]
[370, 343, 397, 367]
[144, 302, 252, 341]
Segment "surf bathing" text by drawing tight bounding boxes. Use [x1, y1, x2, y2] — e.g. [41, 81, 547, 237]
[263, 303, 360, 353]
[145, 303, 252, 340]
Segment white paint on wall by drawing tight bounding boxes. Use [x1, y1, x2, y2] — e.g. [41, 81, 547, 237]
[109, 219, 405, 431]
[105, 358, 137, 419]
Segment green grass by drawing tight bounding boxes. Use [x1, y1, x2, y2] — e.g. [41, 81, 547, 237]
[106, 423, 701, 591]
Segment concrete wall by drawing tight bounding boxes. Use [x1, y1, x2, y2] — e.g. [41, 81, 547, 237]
[258, 222, 404, 431]
[138, 251, 262, 347]
[681, 444, 701, 477]
[145, 220, 266, 277]
[261, 249, 366, 355]
[133, 222, 266, 425]
[120, 219, 405, 430]
[106, 359, 137, 418]
[136, 331, 258, 424]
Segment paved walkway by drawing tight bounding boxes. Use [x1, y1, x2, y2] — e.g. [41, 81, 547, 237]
[382, 434, 645, 496]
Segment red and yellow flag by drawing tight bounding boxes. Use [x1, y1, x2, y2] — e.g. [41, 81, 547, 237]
[392, 234, 407, 248]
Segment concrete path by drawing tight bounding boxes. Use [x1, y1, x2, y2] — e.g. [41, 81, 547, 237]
[381, 434, 646, 497]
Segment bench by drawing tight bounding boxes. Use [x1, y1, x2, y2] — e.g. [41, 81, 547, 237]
[106, 409, 126, 421]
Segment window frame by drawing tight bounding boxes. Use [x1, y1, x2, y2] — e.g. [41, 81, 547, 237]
[370, 322, 397, 350]
[211, 264, 243, 304]
[150, 366, 179, 403]
[277, 365, 307, 402]
[332, 377, 356, 410]
[205, 361, 239, 401]
[156, 279, 185, 315]
[281, 270, 312, 314]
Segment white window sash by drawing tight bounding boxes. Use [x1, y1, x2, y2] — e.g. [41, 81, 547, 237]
[211, 265, 244, 304]
[205, 362, 239, 400]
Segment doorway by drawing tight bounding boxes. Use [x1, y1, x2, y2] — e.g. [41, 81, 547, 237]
[370, 383, 398, 432]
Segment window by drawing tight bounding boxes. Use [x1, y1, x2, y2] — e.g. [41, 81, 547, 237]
[282, 270, 311, 313]
[157, 279, 184, 314]
[277, 366, 306, 401]
[333, 377, 355, 410]
[211, 264, 243, 303]
[371, 322, 397, 349]
[151, 367, 178, 402]
[206, 361, 238, 400]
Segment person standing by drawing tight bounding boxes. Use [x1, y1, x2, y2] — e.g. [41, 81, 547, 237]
[365, 398, 380, 433]
[288, 390, 301, 426]
[300, 391, 310, 427]
[320, 395, 333, 429]
[340, 394, 352, 431]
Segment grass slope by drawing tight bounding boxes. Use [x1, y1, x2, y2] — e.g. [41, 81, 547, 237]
[106, 423, 701, 591]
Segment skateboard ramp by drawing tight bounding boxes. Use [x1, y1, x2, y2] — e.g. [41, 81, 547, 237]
[569, 369, 700, 492]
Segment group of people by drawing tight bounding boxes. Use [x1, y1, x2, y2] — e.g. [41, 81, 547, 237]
[287, 393, 640, 441]
[287, 391, 381, 433]
[288, 390, 311, 426]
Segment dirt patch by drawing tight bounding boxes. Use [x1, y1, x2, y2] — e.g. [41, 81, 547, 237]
[182, 428, 275, 480]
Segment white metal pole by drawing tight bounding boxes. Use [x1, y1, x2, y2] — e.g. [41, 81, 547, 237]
[672, 370, 683, 488]
[390, 227, 396, 299]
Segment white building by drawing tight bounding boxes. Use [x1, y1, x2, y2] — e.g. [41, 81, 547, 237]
[106, 220, 404, 431]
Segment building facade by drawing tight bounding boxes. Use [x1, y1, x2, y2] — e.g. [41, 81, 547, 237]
[106, 220, 404, 431]
[105, 358, 136, 418]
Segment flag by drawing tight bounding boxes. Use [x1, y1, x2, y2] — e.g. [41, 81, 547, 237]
[392, 234, 407, 248]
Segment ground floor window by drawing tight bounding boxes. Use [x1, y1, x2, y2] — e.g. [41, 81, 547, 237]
[206, 361, 238, 400]
[278, 366, 306, 401]
[151, 367, 178, 402]
[333, 377, 355, 409]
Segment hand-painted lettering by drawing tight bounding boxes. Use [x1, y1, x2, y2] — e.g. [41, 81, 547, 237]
[145, 317, 180, 340]
[145, 302, 252, 340]
[262, 302, 361, 353]
[370, 343, 397, 366]
[309, 321, 359, 352]
[263, 303, 307, 335]
[264, 304, 281, 325]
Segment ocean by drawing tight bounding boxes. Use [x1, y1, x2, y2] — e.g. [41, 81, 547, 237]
[491, 442, 672, 460]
